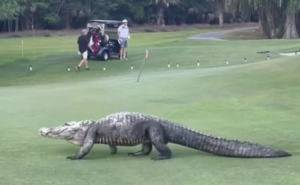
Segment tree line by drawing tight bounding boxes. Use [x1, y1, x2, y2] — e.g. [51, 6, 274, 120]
[1, 0, 300, 39]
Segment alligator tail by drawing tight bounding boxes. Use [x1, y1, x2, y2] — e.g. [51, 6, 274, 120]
[164, 124, 291, 158]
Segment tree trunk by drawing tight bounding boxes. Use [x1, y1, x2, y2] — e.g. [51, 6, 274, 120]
[15, 17, 19, 32]
[10, 19, 13, 32]
[156, 5, 165, 26]
[258, 9, 272, 39]
[8, 19, 11, 32]
[25, 14, 30, 30]
[31, 12, 34, 30]
[263, 5, 285, 39]
[7, 20, 10, 32]
[21, 16, 26, 31]
[64, 12, 71, 29]
[265, 7, 275, 38]
[218, 12, 224, 28]
[295, 12, 300, 36]
[283, 13, 299, 39]
[216, 0, 224, 28]
[25, 11, 34, 30]
[3, 21, 6, 32]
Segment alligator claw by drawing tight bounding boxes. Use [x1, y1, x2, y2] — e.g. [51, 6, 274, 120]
[66, 156, 81, 160]
[151, 155, 171, 161]
[128, 151, 145, 156]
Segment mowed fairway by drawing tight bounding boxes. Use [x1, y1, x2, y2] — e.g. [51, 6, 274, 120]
[1, 29, 300, 185]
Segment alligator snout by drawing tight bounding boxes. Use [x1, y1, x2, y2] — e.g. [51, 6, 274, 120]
[39, 128, 50, 136]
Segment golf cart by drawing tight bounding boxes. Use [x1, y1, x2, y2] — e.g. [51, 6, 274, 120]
[86, 19, 127, 61]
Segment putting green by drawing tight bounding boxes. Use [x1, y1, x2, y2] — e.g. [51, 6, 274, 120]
[0, 30, 300, 185]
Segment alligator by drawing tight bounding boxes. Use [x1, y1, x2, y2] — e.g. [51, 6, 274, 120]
[39, 112, 292, 161]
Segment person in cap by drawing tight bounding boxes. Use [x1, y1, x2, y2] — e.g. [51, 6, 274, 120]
[76, 29, 89, 71]
[118, 19, 130, 60]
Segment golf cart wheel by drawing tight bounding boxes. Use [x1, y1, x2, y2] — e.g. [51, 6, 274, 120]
[101, 51, 109, 61]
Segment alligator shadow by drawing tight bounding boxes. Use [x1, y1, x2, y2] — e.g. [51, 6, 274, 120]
[51, 146, 144, 160]
[168, 149, 212, 159]
[154, 147, 297, 160]
[49, 145, 297, 160]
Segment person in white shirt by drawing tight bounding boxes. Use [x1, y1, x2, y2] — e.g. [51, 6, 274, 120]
[118, 19, 130, 60]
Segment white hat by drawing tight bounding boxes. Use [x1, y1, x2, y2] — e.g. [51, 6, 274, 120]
[122, 19, 128, 23]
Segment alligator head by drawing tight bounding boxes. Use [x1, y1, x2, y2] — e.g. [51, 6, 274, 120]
[39, 120, 95, 146]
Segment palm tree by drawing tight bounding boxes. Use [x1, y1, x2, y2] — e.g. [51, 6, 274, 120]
[150, 0, 180, 26]
[226, 0, 300, 39]
[207, 0, 225, 28]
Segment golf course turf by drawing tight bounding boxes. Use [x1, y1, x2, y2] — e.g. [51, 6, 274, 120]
[0, 28, 300, 185]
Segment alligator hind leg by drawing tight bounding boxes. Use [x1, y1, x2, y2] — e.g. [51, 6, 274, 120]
[128, 142, 152, 156]
[148, 122, 172, 161]
[109, 145, 117, 154]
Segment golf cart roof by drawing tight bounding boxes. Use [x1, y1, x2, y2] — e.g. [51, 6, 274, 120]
[87, 20, 122, 39]
[87, 20, 123, 28]
[88, 20, 123, 24]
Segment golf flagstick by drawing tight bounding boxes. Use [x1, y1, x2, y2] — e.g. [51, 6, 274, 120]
[136, 49, 148, 82]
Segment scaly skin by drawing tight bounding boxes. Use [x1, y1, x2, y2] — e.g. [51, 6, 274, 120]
[39, 112, 291, 161]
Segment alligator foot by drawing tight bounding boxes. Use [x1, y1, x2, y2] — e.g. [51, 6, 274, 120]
[128, 143, 153, 156]
[151, 154, 171, 161]
[128, 150, 145, 156]
[66, 156, 81, 160]
[109, 145, 117, 155]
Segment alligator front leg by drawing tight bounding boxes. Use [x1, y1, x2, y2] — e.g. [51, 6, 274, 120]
[128, 143, 152, 156]
[67, 126, 97, 160]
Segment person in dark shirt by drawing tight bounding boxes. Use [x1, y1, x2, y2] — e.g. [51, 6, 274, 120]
[76, 29, 89, 71]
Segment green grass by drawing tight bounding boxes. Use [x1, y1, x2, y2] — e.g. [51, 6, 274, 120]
[221, 29, 265, 40]
[1, 28, 300, 185]
[0, 29, 214, 86]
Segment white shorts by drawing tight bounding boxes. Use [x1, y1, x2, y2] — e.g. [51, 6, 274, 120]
[81, 51, 88, 59]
